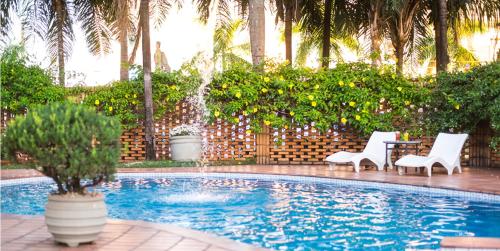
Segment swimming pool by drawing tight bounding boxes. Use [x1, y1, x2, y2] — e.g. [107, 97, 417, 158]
[2, 173, 500, 250]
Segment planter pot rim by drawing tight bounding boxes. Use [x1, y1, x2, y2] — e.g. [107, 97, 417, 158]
[170, 135, 202, 138]
[48, 193, 104, 202]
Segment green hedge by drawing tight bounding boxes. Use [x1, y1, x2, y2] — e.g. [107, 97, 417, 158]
[426, 62, 500, 148]
[207, 62, 429, 135]
[1, 45, 65, 114]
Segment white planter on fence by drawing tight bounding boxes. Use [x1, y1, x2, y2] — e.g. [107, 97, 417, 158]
[45, 193, 107, 247]
[170, 135, 203, 161]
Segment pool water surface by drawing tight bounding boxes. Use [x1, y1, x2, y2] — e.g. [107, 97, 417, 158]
[2, 174, 500, 250]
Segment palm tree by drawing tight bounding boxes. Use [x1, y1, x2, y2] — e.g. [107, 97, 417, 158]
[213, 18, 251, 70]
[4, 0, 112, 86]
[272, 0, 303, 62]
[139, 0, 155, 160]
[295, 28, 360, 67]
[248, 0, 265, 66]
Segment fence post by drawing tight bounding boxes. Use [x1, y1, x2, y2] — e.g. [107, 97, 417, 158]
[256, 125, 270, 164]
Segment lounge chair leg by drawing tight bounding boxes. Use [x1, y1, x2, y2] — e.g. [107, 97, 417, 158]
[427, 166, 432, 177]
[353, 163, 360, 173]
[329, 163, 336, 171]
[447, 168, 453, 175]
[457, 164, 462, 174]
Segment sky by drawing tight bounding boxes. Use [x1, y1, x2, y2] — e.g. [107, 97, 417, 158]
[5, 2, 500, 86]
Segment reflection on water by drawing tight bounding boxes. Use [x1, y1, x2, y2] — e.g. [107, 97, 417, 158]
[2, 177, 500, 251]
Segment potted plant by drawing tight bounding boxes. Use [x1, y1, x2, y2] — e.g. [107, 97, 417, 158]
[2, 102, 121, 247]
[169, 124, 203, 161]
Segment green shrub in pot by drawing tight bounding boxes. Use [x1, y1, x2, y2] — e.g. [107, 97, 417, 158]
[2, 102, 121, 247]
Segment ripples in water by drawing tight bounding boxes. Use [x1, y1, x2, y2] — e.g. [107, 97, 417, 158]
[2, 177, 500, 250]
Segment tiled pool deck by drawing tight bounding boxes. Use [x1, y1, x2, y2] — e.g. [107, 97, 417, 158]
[2, 165, 500, 250]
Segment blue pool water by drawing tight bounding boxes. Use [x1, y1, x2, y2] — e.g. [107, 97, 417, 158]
[2, 174, 500, 250]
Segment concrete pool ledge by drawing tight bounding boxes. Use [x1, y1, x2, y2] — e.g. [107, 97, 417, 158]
[441, 237, 500, 250]
[1, 214, 269, 251]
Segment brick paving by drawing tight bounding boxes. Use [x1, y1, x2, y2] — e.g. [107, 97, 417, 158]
[0, 214, 266, 251]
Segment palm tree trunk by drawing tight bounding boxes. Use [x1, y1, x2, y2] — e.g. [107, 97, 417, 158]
[249, 0, 265, 66]
[284, 2, 293, 63]
[435, 0, 449, 72]
[119, 25, 129, 81]
[128, 12, 142, 65]
[140, 0, 156, 160]
[369, 0, 383, 67]
[395, 42, 404, 74]
[55, 0, 65, 86]
[321, 0, 332, 68]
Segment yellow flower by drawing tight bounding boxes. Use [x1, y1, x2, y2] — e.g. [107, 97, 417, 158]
[405, 100, 411, 106]
[284, 125, 288, 129]
[429, 79, 434, 83]
[264, 77, 270, 83]
[288, 84, 293, 89]
[94, 99, 100, 105]
[311, 101, 317, 107]
[235, 92, 241, 98]
[132, 100, 137, 105]
[243, 111, 248, 116]
[362, 77, 367, 82]
[355, 115, 361, 121]
[278, 89, 284, 95]
[214, 111, 220, 117]
[133, 94, 137, 98]
[171, 85, 177, 90]
[261, 88, 268, 93]
[391, 74, 396, 79]
[365, 101, 371, 106]
[125, 94, 129, 98]
[314, 84, 320, 89]
[108, 106, 113, 112]
[279, 76, 284, 81]
[246, 129, 252, 135]
[308, 95, 314, 100]
[341, 117, 347, 124]
[264, 120, 271, 126]
[397, 87, 403, 92]
[253, 107, 258, 113]
[290, 111, 295, 116]
[234, 118, 240, 123]
[455, 104, 460, 110]
[349, 82, 355, 88]
[349, 101, 356, 107]
[222, 83, 227, 89]
[339, 80, 344, 86]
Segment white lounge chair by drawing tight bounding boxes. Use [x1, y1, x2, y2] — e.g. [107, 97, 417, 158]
[325, 131, 396, 172]
[394, 133, 468, 177]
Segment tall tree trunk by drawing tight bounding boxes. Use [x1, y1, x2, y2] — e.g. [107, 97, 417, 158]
[321, 0, 332, 68]
[128, 10, 142, 65]
[369, 0, 383, 67]
[55, 0, 65, 86]
[248, 0, 265, 66]
[119, 25, 129, 81]
[435, 0, 449, 72]
[395, 42, 404, 74]
[284, 2, 293, 63]
[140, 0, 156, 160]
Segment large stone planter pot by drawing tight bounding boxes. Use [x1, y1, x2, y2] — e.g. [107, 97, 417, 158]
[170, 135, 202, 161]
[45, 193, 107, 247]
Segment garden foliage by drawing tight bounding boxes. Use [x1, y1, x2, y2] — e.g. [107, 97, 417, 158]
[2, 102, 122, 194]
[207, 62, 429, 135]
[1, 45, 65, 114]
[80, 68, 202, 128]
[426, 62, 500, 148]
